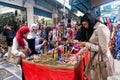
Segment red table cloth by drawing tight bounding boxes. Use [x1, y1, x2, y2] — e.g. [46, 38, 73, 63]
[22, 51, 89, 80]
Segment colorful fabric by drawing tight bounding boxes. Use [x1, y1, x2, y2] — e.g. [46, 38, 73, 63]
[110, 26, 118, 54]
[114, 25, 120, 59]
[69, 29, 75, 39]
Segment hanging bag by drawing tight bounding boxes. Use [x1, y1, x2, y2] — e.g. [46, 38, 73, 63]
[85, 46, 108, 80]
[6, 48, 21, 65]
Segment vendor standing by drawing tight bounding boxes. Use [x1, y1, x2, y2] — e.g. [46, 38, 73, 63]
[27, 23, 47, 54]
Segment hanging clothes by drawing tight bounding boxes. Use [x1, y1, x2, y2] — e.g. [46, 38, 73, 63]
[114, 24, 120, 60]
[110, 25, 119, 54]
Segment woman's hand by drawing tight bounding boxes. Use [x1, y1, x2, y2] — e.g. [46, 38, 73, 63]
[20, 48, 28, 53]
[28, 48, 32, 54]
[78, 42, 86, 47]
[20, 52, 26, 59]
[73, 40, 79, 44]
[39, 37, 44, 41]
[19, 48, 32, 54]
[41, 40, 47, 46]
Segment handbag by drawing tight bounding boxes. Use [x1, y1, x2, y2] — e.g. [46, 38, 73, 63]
[7, 51, 21, 64]
[85, 46, 108, 80]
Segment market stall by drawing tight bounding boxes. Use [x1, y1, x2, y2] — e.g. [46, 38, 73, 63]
[22, 50, 89, 80]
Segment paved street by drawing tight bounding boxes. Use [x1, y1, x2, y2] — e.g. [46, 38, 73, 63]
[0, 58, 120, 80]
[0, 59, 22, 80]
[108, 59, 120, 80]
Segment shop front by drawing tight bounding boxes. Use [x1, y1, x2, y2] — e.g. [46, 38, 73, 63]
[0, 1, 27, 41]
[34, 7, 53, 26]
[0, 1, 27, 30]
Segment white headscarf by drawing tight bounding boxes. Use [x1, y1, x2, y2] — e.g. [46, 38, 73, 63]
[30, 23, 39, 32]
[27, 23, 39, 39]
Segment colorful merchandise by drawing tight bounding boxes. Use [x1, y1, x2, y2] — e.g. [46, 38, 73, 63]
[114, 25, 120, 60]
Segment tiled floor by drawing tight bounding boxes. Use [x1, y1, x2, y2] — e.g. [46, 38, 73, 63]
[0, 59, 22, 80]
[0, 58, 120, 80]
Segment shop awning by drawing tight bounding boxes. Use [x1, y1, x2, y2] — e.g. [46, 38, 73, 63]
[69, 0, 91, 13]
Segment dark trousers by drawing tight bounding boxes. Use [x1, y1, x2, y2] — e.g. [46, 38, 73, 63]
[6, 38, 13, 46]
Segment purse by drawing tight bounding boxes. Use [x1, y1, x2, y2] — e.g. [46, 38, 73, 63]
[85, 46, 108, 80]
[7, 51, 21, 65]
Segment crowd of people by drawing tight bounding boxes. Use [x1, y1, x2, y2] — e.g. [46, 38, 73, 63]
[1, 13, 115, 80]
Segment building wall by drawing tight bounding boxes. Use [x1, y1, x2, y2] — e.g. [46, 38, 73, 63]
[24, 0, 34, 27]
[0, 0, 23, 6]
[0, 0, 54, 27]
[92, 0, 114, 8]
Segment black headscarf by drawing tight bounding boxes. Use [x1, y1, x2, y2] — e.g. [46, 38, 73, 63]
[81, 13, 98, 41]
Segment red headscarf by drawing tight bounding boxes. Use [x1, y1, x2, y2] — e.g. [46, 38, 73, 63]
[15, 26, 30, 48]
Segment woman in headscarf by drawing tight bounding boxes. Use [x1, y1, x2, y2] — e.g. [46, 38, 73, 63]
[75, 23, 86, 41]
[27, 23, 47, 54]
[77, 13, 114, 80]
[11, 26, 31, 59]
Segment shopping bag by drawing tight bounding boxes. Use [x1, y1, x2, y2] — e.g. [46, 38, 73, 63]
[7, 51, 21, 64]
[85, 46, 108, 80]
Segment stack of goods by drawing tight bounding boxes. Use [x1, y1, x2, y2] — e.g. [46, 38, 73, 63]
[32, 54, 76, 69]
[26, 44, 82, 69]
[25, 33, 84, 68]
[51, 44, 80, 64]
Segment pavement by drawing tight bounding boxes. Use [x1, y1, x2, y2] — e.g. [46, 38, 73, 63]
[108, 59, 120, 80]
[0, 59, 22, 80]
[0, 58, 120, 80]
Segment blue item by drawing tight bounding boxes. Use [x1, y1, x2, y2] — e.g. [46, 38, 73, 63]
[57, 49, 61, 61]
[114, 27, 120, 60]
[42, 33, 48, 40]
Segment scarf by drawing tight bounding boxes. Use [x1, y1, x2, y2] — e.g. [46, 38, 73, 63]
[15, 26, 30, 48]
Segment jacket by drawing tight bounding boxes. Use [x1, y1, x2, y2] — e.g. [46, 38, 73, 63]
[3, 28, 15, 39]
[81, 22, 114, 80]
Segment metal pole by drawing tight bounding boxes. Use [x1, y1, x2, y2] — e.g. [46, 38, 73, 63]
[63, 0, 66, 38]
[63, 0, 66, 26]
[64, 0, 65, 15]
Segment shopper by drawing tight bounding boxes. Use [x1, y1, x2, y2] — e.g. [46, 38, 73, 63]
[11, 26, 31, 59]
[75, 23, 86, 41]
[42, 27, 53, 51]
[3, 25, 15, 54]
[77, 13, 114, 80]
